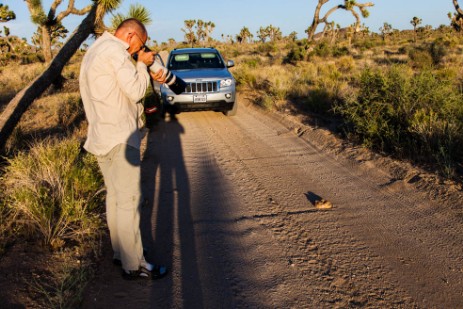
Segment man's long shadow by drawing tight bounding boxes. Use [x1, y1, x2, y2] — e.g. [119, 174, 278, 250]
[140, 118, 204, 307]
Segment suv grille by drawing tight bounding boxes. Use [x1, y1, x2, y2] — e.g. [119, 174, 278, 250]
[185, 81, 218, 93]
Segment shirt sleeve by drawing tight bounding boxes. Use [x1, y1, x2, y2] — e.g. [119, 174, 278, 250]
[110, 49, 150, 104]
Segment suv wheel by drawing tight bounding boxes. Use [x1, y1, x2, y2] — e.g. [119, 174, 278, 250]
[223, 102, 237, 116]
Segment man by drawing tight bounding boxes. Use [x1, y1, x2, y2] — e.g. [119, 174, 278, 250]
[79, 18, 167, 280]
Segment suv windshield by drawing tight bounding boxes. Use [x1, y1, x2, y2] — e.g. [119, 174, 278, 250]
[168, 52, 225, 70]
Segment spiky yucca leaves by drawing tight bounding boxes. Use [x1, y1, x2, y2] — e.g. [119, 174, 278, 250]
[2, 138, 104, 249]
[109, 3, 152, 31]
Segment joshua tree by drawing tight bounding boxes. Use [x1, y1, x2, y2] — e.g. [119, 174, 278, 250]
[23, 0, 96, 63]
[449, 0, 463, 32]
[0, 0, 122, 149]
[236, 27, 252, 43]
[182, 19, 196, 47]
[0, 5, 18, 54]
[0, 3, 15, 22]
[196, 19, 205, 44]
[379, 22, 393, 42]
[31, 22, 68, 53]
[287, 31, 298, 42]
[194, 20, 215, 46]
[267, 25, 282, 42]
[257, 26, 270, 43]
[306, 0, 374, 41]
[410, 16, 422, 42]
[203, 21, 215, 43]
[256, 25, 282, 43]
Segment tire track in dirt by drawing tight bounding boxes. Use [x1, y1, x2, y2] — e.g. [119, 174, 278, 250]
[162, 113, 316, 308]
[83, 101, 463, 308]
[188, 108, 416, 308]
[188, 102, 463, 307]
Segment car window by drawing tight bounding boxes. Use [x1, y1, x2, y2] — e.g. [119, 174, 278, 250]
[169, 52, 225, 70]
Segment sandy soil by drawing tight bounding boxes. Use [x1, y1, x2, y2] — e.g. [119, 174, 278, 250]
[77, 97, 463, 308]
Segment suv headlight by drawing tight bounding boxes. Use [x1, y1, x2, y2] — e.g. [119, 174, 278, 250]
[220, 79, 234, 87]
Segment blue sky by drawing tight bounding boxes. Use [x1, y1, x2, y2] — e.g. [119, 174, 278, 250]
[2, 0, 457, 44]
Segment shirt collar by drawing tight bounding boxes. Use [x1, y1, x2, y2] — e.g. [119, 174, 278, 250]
[102, 31, 129, 50]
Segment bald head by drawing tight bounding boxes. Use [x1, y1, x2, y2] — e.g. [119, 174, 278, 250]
[114, 18, 149, 55]
[115, 18, 147, 37]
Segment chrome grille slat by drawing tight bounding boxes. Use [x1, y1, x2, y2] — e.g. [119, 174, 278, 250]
[185, 81, 218, 93]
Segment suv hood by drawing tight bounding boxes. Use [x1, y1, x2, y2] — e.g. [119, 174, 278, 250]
[173, 69, 233, 81]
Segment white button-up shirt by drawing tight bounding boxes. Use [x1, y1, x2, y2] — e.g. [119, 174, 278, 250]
[79, 31, 150, 156]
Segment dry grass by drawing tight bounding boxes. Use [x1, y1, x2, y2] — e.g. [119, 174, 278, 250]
[0, 62, 46, 105]
[0, 53, 99, 308]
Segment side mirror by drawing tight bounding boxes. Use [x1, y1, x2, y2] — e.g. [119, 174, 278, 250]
[226, 60, 235, 68]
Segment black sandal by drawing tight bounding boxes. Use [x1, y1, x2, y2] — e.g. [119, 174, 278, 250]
[122, 264, 168, 280]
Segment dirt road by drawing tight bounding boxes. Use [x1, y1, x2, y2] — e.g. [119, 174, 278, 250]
[82, 101, 463, 308]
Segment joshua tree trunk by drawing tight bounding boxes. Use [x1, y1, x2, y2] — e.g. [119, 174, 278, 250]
[454, 0, 463, 15]
[41, 25, 53, 63]
[0, 4, 98, 151]
[307, 0, 328, 41]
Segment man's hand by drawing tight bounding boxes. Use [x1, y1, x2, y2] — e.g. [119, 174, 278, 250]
[137, 49, 155, 67]
[150, 67, 167, 84]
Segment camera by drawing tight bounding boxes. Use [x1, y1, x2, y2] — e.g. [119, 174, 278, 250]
[148, 56, 186, 95]
[136, 47, 186, 95]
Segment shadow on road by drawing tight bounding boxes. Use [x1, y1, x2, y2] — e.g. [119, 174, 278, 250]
[141, 118, 204, 307]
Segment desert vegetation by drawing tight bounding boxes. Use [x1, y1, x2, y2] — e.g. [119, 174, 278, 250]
[1, 0, 463, 307]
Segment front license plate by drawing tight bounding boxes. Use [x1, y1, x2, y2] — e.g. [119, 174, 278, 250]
[194, 95, 207, 103]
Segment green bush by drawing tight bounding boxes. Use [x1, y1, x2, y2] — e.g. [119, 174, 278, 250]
[299, 88, 333, 114]
[408, 47, 433, 69]
[233, 66, 257, 89]
[243, 56, 262, 68]
[332, 46, 350, 57]
[335, 65, 463, 177]
[429, 39, 449, 65]
[284, 45, 307, 64]
[256, 42, 277, 54]
[311, 41, 331, 58]
[353, 38, 376, 50]
[1, 138, 104, 249]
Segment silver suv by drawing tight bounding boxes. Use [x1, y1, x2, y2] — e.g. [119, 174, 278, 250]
[160, 47, 236, 117]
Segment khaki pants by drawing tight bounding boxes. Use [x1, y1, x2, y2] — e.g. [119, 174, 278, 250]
[97, 143, 144, 271]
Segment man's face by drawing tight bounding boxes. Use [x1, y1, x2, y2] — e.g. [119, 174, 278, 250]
[127, 31, 147, 55]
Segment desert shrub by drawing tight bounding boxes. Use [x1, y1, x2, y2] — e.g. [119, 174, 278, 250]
[242, 56, 263, 68]
[429, 38, 449, 65]
[256, 42, 277, 54]
[19, 53, 43, 64]
[1, 138, 104, 249]
[408, 47, 433, 69]
[284, 41, 310, 64]
[57, 95, 84, 128]
[255, 94, 276, 110]
[356, 38, 377, 50]
[398, 46, 410, 55]
[335, 65, 463, 176]
[311, 41, 331, 58]
[30, 262, 95, 309]
[332, 46, 350, 57]
[315, 63, 349, 100]
[409, 109, 461, 178]
[284, 45, 307, 64]
[0, 62, 45, 97]
[336, 56, 356, 73]
[298, 88, 333, 114]
[233, 65, 257, 89]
